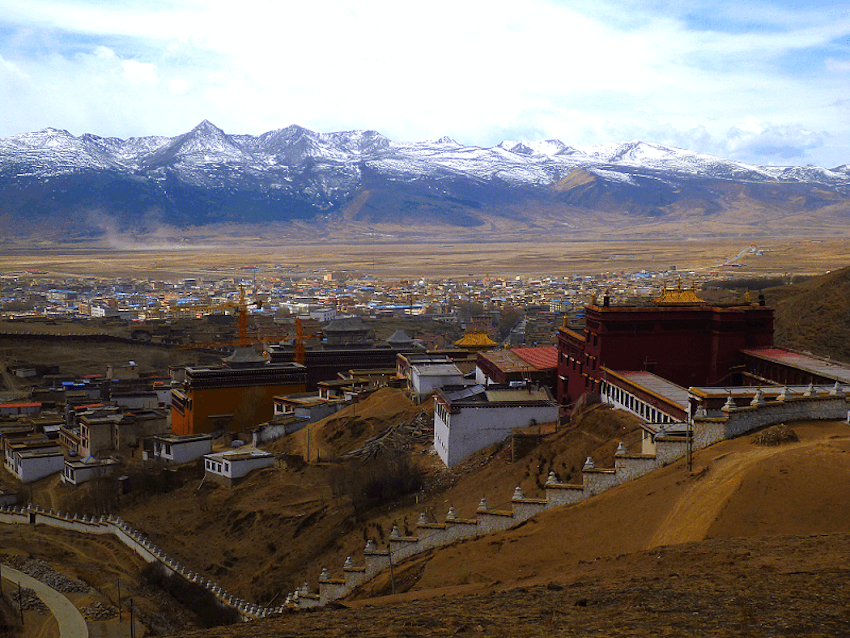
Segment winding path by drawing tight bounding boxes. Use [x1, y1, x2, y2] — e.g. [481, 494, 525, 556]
[0, 564, 89, 638]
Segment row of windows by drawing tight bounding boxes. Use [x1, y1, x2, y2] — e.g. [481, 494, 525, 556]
[435, 401, 450, 424]
[205, 459, 230, 473]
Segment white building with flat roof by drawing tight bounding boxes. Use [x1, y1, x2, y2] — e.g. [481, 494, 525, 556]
[410, 362, 467, 403]
[204, 448, 275, 487]
[6, 447, 64, 483]
[62, 457, 120, 486]
[144, 434, 212, 465]
[433, 384, 559, 467]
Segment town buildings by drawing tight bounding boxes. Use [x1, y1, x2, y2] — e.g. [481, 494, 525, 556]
[170, 349, 307, 436]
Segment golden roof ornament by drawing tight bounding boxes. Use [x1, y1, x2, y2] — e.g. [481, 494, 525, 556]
[654, 280, 706, 306]
[454, 331, 499, 350]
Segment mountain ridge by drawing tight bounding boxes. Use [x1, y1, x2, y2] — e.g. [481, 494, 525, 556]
[0, 122, 848, 240]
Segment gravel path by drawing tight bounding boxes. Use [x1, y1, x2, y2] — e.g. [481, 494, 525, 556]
[1, 564, 89, 638]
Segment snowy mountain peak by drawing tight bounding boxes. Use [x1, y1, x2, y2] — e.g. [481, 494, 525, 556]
[12, 127, 77, 148]
[152, 119, 244, 165]
[191, 119, 224, 134]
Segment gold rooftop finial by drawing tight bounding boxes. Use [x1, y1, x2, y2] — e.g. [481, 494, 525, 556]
[654, 279, 706, 306]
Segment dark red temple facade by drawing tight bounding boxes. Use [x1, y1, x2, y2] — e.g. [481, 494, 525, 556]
[557, 298, 773, 407]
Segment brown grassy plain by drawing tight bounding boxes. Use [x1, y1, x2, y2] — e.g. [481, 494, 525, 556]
[2, 236, 849, 279]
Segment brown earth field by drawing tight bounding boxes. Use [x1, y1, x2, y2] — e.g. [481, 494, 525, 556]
[1, 236, 848, 279]
[177, 420, 850, 637]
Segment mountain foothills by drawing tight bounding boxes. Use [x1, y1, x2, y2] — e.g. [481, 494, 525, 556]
[0, 121, 849, 241]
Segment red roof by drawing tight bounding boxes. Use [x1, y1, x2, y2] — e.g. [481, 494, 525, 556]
[0, 402, 41, 409]
[75, 403, 103, 411]
[511, 346, 558, 371]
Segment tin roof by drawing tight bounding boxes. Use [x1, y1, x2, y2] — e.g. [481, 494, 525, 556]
[741, 347, 850, 384]
[608, 370, 690, 410]
[413, 363, 463, 377]
[206, 448, 273, 462]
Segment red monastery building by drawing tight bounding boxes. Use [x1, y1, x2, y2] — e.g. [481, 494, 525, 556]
[557, 285, 774, 408]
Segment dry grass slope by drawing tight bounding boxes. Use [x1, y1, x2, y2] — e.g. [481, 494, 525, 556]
[173, 420, 850, 637]
[766, 264, 850, 363]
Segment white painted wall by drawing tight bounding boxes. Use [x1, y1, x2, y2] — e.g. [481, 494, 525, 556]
[112, 393, 159, 410]
[412, 369, 465, 401]
[14, 452, 64, 483]
[154, 437, 212, 464]
[205, 452, 274, 480]
[62, 460, 118, 486]
[435, 403, 558, 467]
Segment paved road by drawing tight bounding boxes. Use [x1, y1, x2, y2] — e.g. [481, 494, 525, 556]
[1, 564, 89, 638]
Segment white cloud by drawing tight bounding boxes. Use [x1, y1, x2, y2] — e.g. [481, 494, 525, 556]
[0, 0, 848, 166]
[724, 119, 824, 161]
[168, 76, 189, 95]
[826, 58, 850, 74]
[122, 60, 158, 85]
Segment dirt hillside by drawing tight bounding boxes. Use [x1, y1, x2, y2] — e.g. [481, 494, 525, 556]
[360, 421, 850, 598]
[765, 263, 850, 363]
[172, 419, 850, 637]
[268, 387, 429, 461]
[102, 395, 642, 606]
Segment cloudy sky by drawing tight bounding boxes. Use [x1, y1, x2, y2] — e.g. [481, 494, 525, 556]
[1, 0, 849, 167]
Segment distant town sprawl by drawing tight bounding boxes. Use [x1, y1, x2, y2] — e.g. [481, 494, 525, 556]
[0, 263, 777, 326]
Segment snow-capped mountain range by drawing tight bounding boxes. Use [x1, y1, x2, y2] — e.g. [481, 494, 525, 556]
[0, 120, 848, 238]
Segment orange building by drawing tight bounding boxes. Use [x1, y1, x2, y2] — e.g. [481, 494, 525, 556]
[170, 349, 307, 435]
